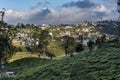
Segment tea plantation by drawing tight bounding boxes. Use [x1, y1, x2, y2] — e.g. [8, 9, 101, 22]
[2, 45, 120, 80]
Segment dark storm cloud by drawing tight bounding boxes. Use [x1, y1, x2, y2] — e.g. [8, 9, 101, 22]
[28, 8, 51, 23]
[33, 8, 51, 18]
[62, 0, 97, 9]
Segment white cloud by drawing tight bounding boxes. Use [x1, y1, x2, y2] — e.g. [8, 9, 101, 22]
[3, 0, 118, 25]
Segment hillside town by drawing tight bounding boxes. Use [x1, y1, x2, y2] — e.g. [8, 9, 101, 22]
[0, 0, 120, 79]
[8, 21, 116, 48]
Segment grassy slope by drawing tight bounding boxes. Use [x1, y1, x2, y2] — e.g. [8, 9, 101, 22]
[9, 52, 38, 62]
[47, 41, 65, 57]
[5, 46, 120, 80]
[12, 39, 65, 58]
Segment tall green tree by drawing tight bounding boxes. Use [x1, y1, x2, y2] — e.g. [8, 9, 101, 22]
[62, 36, 76, 57]
[0, 35, 15, 66]
[38, 30, 50, 57]
[31, 30, 40, 52]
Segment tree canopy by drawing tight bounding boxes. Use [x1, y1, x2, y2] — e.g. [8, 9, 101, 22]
[62, 36, 76, 56]
[0, 35, 15, 63]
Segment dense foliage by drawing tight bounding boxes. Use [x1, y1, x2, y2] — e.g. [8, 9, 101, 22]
[0, 35, 15, 63]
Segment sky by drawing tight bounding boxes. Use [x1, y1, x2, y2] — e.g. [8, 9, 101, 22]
[0, 0, 118, 24]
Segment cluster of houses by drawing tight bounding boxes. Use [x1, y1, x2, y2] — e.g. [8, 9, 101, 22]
[12, 22, 102, 47]
[12, 21, 117, 47]
[14, 29, 38, 47]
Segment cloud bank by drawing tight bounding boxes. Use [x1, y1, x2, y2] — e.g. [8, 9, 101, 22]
[4, 0, 118, 24]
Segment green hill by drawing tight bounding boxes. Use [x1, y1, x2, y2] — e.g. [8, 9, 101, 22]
[3, 44, 120, 80]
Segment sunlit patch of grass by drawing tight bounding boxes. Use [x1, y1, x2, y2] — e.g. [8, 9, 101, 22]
[48, 41, 64, 57]
[9, 52, 38, 62]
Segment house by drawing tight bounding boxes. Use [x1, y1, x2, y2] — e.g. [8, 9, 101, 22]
[65, 26, 73, 29]
[0, 71, 15, 78]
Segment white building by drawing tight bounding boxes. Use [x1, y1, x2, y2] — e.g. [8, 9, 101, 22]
[0, 71, 15, 78]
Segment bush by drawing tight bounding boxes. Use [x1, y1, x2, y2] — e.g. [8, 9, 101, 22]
[15, 46, 27, 52]
[75, 43, 84, 52]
